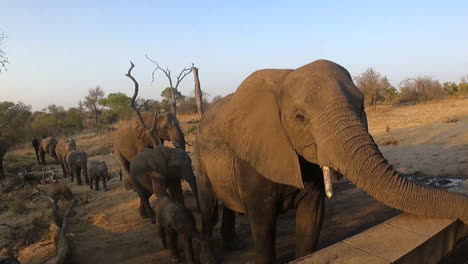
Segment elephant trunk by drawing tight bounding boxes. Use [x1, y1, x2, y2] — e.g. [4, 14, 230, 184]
[182, 167, 200, 211]
[168, 124, 186, 150]
[315, 104, 468, 221]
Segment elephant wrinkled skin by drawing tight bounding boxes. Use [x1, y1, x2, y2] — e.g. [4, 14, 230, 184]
[195, 60, 468, 264]
[66, 150, 89, 185]
[113, 111, 185, 190]
[129, 145, 199, 222]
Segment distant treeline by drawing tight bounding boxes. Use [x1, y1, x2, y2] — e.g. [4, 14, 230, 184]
[0, 86, 221, 146]
[354, 68, 468, 109]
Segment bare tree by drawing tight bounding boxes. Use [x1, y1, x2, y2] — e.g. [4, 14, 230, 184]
[125, 61, 161, 147]
[0, 29, 9, 73]
[192, 65, 204, 118]
[84, 86, 105, 128]
[145, 55, 192, 116]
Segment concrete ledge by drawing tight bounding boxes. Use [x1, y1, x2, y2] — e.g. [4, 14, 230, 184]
[291, 180, 468, 264]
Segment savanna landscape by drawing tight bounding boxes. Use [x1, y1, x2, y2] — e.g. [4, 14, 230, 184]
[1, 2, 468, 264]
[1, 97, 467, 263]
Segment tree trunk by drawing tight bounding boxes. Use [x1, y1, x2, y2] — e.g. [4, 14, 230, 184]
[171, 87, 177, 116]
[192, 66, 204, 118]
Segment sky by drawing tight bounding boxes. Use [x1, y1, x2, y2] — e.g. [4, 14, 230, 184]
[1, 0, 467, 110]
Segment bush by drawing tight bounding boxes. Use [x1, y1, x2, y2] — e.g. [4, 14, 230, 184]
[396, 76, 445, 104]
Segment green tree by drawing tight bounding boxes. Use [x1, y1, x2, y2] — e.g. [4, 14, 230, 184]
[0, 101, 32, 144]
[161, 87, 185, 103]
[459, 75, 468, 95]
[63, 108, 84, 132]
[443, 82, 459, 96]
[99, 92, 133, 120]
[84, 86, 105, 128]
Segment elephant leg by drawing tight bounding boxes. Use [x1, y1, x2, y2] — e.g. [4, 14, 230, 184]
[198, 181, 219, 264]
[221, 206, 244, 250]
[76, 168, 82, 185]
[130, 175, 154, 221]
[182, 234, 195, 264]
[157, 222, 167, 249]
[40, 150, 46, 166]
[295, 182, 325, 258]
[114, 149, 132, 190]
[246, 198, 278, 264]
[167, 228, 180, 263]
[59, 159, 67, 178]
[102, 174, 108, 191]
[89, 176, 94, 190]
[95, 176, 100, 191]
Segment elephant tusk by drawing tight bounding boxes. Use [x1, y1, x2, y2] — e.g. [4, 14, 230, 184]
[322, 166, 333, 198]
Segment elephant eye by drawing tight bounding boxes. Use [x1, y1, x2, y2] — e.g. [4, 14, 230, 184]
[295, 113, 305, 122]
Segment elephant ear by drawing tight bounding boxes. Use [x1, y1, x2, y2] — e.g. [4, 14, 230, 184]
[132, 112, 154, 144]
[221, 69, 304, 189]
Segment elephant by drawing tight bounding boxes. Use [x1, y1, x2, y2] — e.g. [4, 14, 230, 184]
[66, 150, 89, 185]
[88, 160, 109, 191]
[114, 111, 185, 190]
[0, 138, 8, 180]
[154, 196, 205, 264]
[129, 145, 199, 223]
[55, 139, 76, 178]
[32, 136, 46, 164]
[38, 137, 58, 166]
[194, 60, 468, 264]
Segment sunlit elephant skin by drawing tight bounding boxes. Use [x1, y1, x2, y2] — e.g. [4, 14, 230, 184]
[38, 137, 58, 166]
[55, 139, 76, 178]
[113, 111, 185, 190]
[195, 60, 468, 264]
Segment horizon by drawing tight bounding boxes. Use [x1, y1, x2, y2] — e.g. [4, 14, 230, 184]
[1, 1, 468, 111]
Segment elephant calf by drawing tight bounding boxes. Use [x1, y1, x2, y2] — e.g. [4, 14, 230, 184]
[88, 160, 109, 191]
[154, 196, 204, 264]
[66, 150, 89, 185]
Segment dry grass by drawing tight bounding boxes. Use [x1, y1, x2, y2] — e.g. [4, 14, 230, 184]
[10, 199, 27, 216]
[49, 184, 73, 202]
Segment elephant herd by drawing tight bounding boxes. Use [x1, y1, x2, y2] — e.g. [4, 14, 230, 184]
[1, 60, 468, 264]
[31, 136, 109, 191]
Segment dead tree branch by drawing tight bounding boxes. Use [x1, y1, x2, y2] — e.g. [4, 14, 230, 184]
[145, 54, 193, 116]
[192, 64, 204, 118]
[45, 201, 75, 264]
[125, 61, 161, 148]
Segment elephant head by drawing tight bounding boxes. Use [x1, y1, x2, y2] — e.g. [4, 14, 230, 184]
[164, 147, 199, 209]
[220, 60, 468, 222]
[132, 111, 185, 150]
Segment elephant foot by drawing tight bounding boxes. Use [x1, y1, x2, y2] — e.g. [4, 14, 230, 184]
[224, 236, 246, 250]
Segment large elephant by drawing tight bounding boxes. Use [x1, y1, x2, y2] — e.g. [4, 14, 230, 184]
[114, 111, 185, 190]
[38, 137, 58, 166]
[55, 139, 76, 178]
[0, 138, 8, 180]
[129, 145, 199, 222]
[195, 60, 468, 264]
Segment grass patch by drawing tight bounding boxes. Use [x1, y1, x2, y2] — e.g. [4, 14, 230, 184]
[380, 139, 399, 146]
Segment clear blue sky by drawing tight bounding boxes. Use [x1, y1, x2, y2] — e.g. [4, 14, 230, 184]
[1, 1, 467, 110]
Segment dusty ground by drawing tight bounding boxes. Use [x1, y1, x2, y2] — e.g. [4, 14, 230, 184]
[1, 99, 467, 264]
